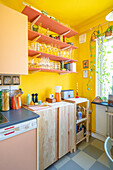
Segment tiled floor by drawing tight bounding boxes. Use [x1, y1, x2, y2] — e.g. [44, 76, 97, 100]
[46, 137, 110, 170]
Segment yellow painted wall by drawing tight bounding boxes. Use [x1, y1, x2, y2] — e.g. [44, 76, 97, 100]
[77, 15, 113, 133]
[20, 35, 80, 103]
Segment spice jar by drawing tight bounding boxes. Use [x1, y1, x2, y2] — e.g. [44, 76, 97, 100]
[2, 89, 10, 111]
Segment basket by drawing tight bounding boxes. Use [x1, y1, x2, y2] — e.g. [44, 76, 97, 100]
[76, 128, 84, 143]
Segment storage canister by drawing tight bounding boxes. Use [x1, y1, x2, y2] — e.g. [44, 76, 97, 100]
[2, 89, 10, 111]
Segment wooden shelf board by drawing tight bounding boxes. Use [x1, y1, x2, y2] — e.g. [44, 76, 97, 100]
[28, 30, 78, 50]
[28, 67, 77, 74]
[76, 136, 86, 145]
[22, 6, 78, 38]
[28, 49, 78, 62]
[76, 118, 87, 124]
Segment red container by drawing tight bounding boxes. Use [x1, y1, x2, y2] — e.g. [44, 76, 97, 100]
[12, 96, 21, 109]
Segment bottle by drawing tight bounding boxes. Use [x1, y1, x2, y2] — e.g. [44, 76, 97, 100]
[27, 94, 31, 105]
[32, 94, 35, 104]
[35, 93, 38, 104]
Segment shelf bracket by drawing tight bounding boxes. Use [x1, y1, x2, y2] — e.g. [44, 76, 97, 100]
[62, 46, 71, 50]
[29, 69, 41, 74]
[32, 35, 41, 42]
[31, 15, 41, 29]
[33, 54, 41, 58]
[60, 30, 71, 36]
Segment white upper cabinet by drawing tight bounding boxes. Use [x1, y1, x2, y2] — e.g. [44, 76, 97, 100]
[0, 4, 28, 75]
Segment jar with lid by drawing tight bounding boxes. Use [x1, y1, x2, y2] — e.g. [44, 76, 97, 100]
[2, 89, 10, 111]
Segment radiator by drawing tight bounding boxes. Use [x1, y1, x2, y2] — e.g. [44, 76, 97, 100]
[106, 111, 113, 140]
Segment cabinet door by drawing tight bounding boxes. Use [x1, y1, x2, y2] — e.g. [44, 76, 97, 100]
[0, 4, 28, 75]
[38, 108, 57, 170]
[0, 129, 37, 170]
[58, 105, 69, 158]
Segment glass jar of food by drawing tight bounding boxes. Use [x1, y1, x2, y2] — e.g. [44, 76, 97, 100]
[2, 89, 10, 111]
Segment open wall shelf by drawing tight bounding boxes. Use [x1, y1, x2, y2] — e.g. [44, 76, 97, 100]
[22, 5, 78, 38]
[28, 49, 78, 62]
[28, 67, 77, 74]
[28, 30, 78, 50]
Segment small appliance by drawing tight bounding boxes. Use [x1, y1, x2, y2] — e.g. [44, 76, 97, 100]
[61, 90, 74, 100]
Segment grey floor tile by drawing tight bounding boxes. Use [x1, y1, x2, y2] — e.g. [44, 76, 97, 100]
[83, 144, 104, 160]
[72, 151, 96, 170]
[89, 161, 110, 170]
[54, 155, 70, 169]
[91, 138, 104, 151]
[77, 140, 89, 150]
[59, 160, 84, 170]
[46, 165, 57, 170]
[89, 136, 95, 143]
[67, 149, 80, 158]
[97, 152, 109, 168]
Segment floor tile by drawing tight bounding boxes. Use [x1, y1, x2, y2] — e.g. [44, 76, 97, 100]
[97, 152, 109, 168]
[91, 139, 104, 151]
[89, 161, 110, 170]
[54, 155, 70, 169]
[59, 160, 84, 170]
[67, 149, 80, 158]
[89, 136, 95, 143]
[46, 165, 57, 170]
[72, 151, 96, 170]
[77, 140, 89, 150]
[83, 144, 104, 160]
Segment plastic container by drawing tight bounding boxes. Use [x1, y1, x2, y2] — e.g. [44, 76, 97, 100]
[27, 94, 31, 105]
[2, 89, 10, 111]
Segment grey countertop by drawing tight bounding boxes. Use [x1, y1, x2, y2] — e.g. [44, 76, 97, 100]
[0, 108, 39, 129]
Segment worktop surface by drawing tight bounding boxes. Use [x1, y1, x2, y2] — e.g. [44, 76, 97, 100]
[0, 108, 39, 129]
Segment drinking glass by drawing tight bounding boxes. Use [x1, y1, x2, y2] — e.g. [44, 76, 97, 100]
[30, 58, 34, 68]
[31, 42, 35, 50]
[40, 44, 43, 53]
[69, 48, 72, 59]
[43, 43, 47, 53]
[46, 28, 49, 37]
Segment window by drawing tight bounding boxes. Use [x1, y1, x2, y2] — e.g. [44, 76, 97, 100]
[96, 36, 113, 101]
